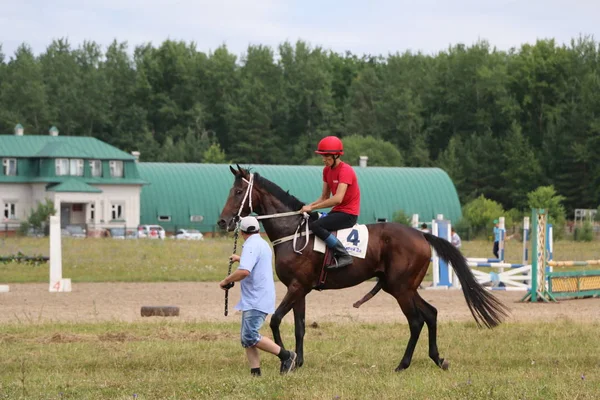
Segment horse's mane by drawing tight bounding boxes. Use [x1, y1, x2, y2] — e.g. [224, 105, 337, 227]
[250, 172, 305, 211]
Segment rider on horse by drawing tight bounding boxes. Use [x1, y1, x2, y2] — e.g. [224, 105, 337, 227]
[300, 136, 361, 269]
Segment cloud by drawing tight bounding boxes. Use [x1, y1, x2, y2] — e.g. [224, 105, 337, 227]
[1, 0, 599, 59]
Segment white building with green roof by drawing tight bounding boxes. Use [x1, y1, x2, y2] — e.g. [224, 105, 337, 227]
[0, 124, 146, 233]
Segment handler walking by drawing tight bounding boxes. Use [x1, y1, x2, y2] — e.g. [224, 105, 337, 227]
[219, 216, 297, 376]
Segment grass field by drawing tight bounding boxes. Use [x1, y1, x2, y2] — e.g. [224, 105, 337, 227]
[1, 236, 600, 283]
[1, 321, 599, 399]
[2, 237, 600, 399]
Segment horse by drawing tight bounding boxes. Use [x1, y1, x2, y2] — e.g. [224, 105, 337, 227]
[218, 165, 509, 372]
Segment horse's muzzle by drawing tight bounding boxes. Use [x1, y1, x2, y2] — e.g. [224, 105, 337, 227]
[217, 219, 228, 231]
[217, 217, 238, 231]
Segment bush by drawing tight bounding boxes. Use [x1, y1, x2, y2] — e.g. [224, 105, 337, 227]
[27, 199, 56, 234]
[392, 209, 411, 226]
[18, 221, 31, 237]
[574, 221, 594, 242]
[462, 195, 506, 237]
[452, 218, 472, 241]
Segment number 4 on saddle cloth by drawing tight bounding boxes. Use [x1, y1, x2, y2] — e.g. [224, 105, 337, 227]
[313, 224, 369, 259]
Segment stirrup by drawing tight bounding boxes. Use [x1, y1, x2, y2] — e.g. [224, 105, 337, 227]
[326, 256, 352, 270]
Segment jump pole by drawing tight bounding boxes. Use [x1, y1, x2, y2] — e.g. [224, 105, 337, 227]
[49, 215, 71, 292]
[428, 214, 455, 289]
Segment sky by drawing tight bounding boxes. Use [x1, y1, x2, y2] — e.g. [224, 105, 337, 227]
[1, 0, 599, 59]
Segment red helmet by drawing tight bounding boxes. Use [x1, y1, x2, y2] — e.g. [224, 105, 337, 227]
[315, 136, 344, 155]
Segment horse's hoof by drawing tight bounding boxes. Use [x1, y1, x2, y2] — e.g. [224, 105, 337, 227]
[394, 365, 408, 372]
[440, 359, 449, 370]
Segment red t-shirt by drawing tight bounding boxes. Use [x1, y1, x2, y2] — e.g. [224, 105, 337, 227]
[323, 161, 360, 215]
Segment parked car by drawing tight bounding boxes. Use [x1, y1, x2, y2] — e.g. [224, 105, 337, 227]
[62, 225, 86, 238]
[174, 229, 204, 240]
[105, 227, 137, 239]
[137, 224, 166, 239]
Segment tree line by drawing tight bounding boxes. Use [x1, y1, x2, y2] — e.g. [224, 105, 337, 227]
[1, 37, 599, 216]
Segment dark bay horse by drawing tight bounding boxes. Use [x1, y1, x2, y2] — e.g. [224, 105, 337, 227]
[218, 165, 508, 372]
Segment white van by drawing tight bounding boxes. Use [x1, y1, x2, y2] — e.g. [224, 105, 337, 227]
[137, 225, 166, 239]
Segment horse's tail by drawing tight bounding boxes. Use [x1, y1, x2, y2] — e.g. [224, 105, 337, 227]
[424, 233, 509, 328]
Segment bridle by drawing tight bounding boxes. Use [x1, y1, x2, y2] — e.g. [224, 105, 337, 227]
[235, 173, 311, 253]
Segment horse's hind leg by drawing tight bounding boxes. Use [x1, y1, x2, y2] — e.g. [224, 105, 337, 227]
[393, 290, 425, 372]
[414, 293, 449, 370]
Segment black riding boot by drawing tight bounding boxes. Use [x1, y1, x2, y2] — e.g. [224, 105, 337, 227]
[327, 240, 353, 270]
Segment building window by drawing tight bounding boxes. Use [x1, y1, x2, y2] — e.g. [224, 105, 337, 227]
[111, 203, 124, 220]
[55, 159, 69, 176]
[190, 215, 204, 222]
[109, 161, 124, 177]
[89, 203, 95, 221]
[89, 160, 102, 177]
[158, 215, 171, 222]
[70, 159, 84, 176]
[2, 158, 17, 176]
[3, 202, 16, 220]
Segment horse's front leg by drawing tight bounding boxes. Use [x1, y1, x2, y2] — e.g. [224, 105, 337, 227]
[270, 281, 304, 351]
[293, 295, 307, 368]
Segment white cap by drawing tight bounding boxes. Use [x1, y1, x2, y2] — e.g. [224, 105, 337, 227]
[239, 216, 260, 233]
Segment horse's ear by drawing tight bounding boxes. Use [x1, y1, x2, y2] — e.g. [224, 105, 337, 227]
[236, 164, 249, 179]
[229, 165, 237, 176]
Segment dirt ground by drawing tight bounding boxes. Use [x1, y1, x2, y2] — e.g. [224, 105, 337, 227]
[1, 282, 599, 325]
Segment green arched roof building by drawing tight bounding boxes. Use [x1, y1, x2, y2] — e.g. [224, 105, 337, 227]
[137, 163, 462, 233]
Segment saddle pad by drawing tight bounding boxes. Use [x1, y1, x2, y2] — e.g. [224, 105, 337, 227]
[313, 224, 369, 259]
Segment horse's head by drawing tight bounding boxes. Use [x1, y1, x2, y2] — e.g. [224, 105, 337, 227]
[217, 164, 261, 231]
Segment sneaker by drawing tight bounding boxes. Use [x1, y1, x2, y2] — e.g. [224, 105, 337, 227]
[280, 351, 297, 374]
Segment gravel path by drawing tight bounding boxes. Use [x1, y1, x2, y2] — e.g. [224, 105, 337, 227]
[2, 282, 599, 324]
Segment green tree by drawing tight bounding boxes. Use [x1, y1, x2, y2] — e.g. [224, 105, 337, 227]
[0, 44, 48, 131]
[344, 65, 383, 137]
[39, 39, 82, 135]
[226, 45, 283, 164]
[203, 142, 228, 163]
[499, 121, 543, 209]
[526, 186, 567, 238]
[343, 134, 403, 166]
[278, 41, 339, 163]
[204, 45, 239, 153]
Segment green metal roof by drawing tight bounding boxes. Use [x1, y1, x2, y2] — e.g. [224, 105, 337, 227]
[46, 179, 103, 193]
[0, 135, 135, 160]
[138, 163, 462, 233]
[36, 142, 94, 158]
[0, 176, 147, 184]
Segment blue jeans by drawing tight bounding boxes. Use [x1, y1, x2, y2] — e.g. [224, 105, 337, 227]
[240, 309, 267, 348]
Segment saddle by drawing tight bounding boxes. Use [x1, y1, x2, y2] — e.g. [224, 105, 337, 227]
[313, 224, 369, 290]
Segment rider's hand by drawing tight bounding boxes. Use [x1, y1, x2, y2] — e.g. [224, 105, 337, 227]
[229, 254, 240, 263]
[300, 205, 313, 214]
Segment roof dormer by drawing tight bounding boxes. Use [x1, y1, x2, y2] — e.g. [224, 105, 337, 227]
[14, 123, 24, 136]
